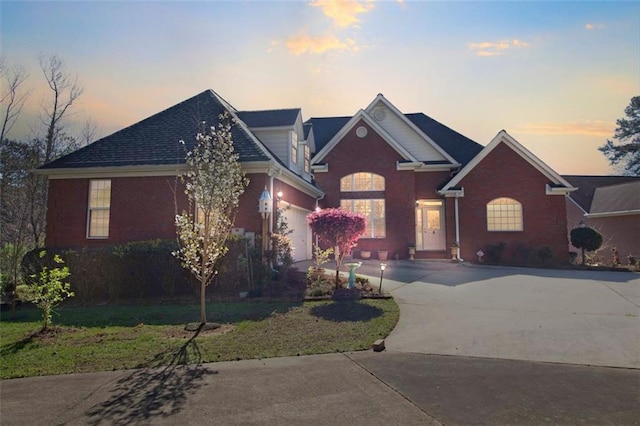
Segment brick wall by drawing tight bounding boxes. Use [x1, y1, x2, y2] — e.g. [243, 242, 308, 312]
[45, 175, 271, 248]
[313, 120, 451, 259]
[457, 142, 569, 264]
[577, 215, 639, 265]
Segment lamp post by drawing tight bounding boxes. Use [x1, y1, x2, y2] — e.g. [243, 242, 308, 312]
[378, 263, 387, 294]
[258, 186, 273, 263]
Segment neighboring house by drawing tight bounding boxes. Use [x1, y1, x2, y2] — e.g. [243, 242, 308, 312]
[38, 89, 577, 264]
[563, 175, 640, 264]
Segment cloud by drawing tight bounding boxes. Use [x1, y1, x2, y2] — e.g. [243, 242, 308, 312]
[585, 23, 605, 30]
[468, 39, 529, 57]
[286, 32, 358, 55]
[310, 0, 375, 28]
[515, 121, 614, 138]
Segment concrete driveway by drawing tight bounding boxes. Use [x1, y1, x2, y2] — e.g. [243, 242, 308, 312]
[372, 261, 640, 368]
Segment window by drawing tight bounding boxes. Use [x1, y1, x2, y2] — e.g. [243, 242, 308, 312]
[340, 172, 385, 192]
[87, 179, 111, 238]
[487, 197, 523, 231]
[304, 144, 310, 174]
[341, 199, 386, 238]
[339, 173, 386, 238]
[291, 131, 298, 164]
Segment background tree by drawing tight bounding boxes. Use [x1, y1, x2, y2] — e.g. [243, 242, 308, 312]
[570, 226, 603, 265]
[174, 113, 249, 325]
[39, 54, 84, 163]
[599, 95, 640, 176]
[0, 140, 43, 300]
[0, 54, 85, 303]
[306, 208, 366, 288]
[1, 57, 30, 142]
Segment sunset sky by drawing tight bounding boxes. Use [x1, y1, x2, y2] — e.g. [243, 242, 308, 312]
[2, 0, 639, 175]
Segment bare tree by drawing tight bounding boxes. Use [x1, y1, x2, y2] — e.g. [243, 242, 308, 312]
[77, 117, 100, 147]
[0, 58, 30, 142]
[39, 54, 83, 163]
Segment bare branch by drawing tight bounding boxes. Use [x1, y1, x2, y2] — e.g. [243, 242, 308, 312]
[0, 58, 30, 142]
[39, 54, 84, 163]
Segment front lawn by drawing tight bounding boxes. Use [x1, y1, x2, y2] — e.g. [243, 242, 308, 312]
[0, 299, 398, 379]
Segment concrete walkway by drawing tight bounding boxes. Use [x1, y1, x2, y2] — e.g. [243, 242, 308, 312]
[2, 261, 639, 425]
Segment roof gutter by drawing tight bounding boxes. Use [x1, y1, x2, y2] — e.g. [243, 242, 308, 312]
[545, 184, 577, 195]
[585, 209, 640, 218]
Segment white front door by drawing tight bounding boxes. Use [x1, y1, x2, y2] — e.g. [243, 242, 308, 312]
[416, 200, 446, 251]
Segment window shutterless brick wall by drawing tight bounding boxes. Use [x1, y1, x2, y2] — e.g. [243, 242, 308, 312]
[456, 142, 569, 264]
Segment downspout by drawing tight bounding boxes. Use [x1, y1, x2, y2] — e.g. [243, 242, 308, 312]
[454, 194, 463, 262]
[269, 175, 274, 236]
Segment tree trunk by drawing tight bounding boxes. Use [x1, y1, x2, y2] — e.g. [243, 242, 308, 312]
[581, 248, 585, 266]
[200, 278, 206, 324]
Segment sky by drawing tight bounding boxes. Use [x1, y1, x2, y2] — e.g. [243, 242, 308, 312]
[1, 0, 639, 175]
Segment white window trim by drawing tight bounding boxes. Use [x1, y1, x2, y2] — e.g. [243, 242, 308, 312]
[291, 131, 298, 165]
[341, 198, 386, 239]
[340, 172, 385, 192]
[86, 179, 111, 239]
[486, 197, 523, 232]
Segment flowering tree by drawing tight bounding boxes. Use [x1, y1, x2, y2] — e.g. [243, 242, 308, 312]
[174, 113, 249, 324]
[307, 208, 366, 288]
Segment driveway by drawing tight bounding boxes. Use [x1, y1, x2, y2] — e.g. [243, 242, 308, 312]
[374, 261, 640, 368]
[300, 259, 640, 368]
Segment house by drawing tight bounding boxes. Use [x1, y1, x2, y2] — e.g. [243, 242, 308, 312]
[39, 90, 322, 262]
[38, 89, 577, 265]
[563, 175, 640, 264]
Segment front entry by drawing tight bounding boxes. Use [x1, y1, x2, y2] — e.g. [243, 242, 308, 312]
[416, 200, 446, 251]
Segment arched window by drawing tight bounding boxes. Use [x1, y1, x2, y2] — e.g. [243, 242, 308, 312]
[340, 172, 384, 192]
[340, 173, 385, 238]
[486, 197, 523, 231]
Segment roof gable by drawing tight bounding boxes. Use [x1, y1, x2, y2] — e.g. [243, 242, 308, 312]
[306, 104, 482, 167]
[40, 90, 272, 170]
[311, 109, 419, 164]
[440, 130, 575, 193]
[363, 94, 457, 165]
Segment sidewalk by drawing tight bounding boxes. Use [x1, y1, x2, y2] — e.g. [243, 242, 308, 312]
[2, 352, 638, 425]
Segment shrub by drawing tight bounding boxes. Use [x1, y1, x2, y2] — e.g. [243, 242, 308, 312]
[570, 227, 603, 265]
[484, 242, 506, 264]
[23, 251, 74, 330]
[536, 246, 553, 265]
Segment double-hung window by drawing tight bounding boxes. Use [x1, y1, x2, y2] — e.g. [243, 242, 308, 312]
[87, 179, 111, 238]
[340, 172, 385, 238]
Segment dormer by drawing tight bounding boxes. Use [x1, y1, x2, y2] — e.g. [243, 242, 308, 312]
[236, 108, 312, 181]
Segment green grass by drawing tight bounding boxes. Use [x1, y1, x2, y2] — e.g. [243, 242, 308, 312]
[0, 299, 399, 379]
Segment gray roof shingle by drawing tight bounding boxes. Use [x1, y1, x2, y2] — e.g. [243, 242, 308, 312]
[236, 109, 300, 128]
[591, 181, 640, 213]
[306, 113, 483, 166]
[562, 175, 640, 212]
[40, 90, 270, 170]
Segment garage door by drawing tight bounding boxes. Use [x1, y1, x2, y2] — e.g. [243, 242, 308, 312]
[282, 205, 312, 261]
